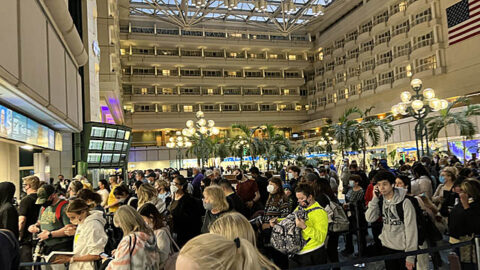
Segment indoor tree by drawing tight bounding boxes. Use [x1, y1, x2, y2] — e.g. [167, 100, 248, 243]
[353, 107, 394, 170]
[332, 107, 362, 158]
[261, 124, 291, 171]
[231, 124, 263, 167]
[426, 97, 480, 158]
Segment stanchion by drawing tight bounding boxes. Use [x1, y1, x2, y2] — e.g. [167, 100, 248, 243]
[475, 236, 480, 270]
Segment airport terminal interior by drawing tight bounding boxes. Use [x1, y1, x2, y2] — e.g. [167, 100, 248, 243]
[1, 0, 480, 269]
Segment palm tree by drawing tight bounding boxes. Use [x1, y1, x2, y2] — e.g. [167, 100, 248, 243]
[229, 134, 248, 168]
[209, 137, 230, 167]
[261, 124, 290, 171]
[186, 135, 211, 167]
[231, 124, 262, 167]
[332, 107, 363, 158]
[426, 97, 480, 157]
[353, 107, 394, 170]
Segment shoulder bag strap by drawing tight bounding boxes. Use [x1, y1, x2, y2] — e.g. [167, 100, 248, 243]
[162, 227, 180, 253]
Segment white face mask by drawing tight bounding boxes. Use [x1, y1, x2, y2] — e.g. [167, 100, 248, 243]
[267, 184, 275, 193]
[288, 172, 294, 180]
[170, 184, 179, 194]
[349, 180, 354, 187]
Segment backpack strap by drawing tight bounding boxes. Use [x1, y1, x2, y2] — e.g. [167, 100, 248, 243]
[56, 200, 68, 222]
[305, 206, 322, 213]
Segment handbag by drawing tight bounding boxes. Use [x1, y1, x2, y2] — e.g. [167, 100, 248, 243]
[162, 228, 181, 270]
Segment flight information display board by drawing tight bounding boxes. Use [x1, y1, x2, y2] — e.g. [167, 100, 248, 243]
[82, 122, 132, 168]
[0, 104, 59, 150]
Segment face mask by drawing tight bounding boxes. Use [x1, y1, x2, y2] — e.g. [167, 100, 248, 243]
[300, 199, 309, 208]
[236, 174, 243, 181]
[203, 201, 213, 211]
[170, 185, 179, 194]
[439, 176, 446, 184]
[117, 198, 126, 203]
[324, 165, 329, 169]
[42, 200, 53, 208]
[349, 180, 354, 187]
[267, 185, 275, 193]
[288, 172, 294, 180]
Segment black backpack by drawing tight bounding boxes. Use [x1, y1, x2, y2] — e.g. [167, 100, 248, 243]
[379, 195, 442, 246]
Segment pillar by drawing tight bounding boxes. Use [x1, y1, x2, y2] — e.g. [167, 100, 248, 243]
[47, 133, 74, 182]
[0, 142, 20, 200]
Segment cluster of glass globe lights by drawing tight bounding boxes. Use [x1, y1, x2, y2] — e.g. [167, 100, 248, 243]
[391, 79, 449, 116]
[193, 0, 325, 16]
[167, 111, 220, 148]
[317, 133, 337, 146]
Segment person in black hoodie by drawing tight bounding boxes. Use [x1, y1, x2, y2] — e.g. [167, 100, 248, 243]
[448, 179, 480, 270]
[0, 182, 18, 238]
[218, 179, 248, 218]
[250, 167, 269, 207]
[168, 175, 204, 247]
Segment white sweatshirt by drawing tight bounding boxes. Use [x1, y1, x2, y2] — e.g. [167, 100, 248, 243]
[70, 210, 108, 270]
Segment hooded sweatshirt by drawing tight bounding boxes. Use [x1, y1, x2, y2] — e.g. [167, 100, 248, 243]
[0, 182, 18, 238]
[70, 210, 108, 270]
[365, 188, 418, 264]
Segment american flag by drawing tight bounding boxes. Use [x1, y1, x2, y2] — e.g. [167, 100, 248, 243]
[447, 0, 480, 45]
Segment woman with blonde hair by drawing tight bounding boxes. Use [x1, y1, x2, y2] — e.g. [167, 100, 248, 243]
[106, 205, 160, 270]
[137, 183, 165, 213]
[154, 180, 171, 207]
[200, 185, 230, 233]
[54, 199, 107, 270]
[210, 212, 279, 270]
[177, 234, 263, 270]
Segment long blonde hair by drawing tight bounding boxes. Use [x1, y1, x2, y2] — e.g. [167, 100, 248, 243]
[203, 185, 229, 212]
[113, 205, 153, 236]
[209, 212, 280, 270]
[137, 183, 158, 208]
[179, 234, 262, 270]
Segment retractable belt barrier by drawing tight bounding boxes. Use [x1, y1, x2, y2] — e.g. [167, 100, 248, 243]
[295, 239, 477, 270]
[20, 237, 479, 269]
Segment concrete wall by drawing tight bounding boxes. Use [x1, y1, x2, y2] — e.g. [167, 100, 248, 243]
[0, 0, 84, 132]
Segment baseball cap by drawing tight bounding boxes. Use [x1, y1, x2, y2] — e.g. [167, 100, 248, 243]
[205, 170, 214, 177]
[35, 184, 55, 205]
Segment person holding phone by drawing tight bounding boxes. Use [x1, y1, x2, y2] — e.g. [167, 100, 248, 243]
[365, 170, 418, 270]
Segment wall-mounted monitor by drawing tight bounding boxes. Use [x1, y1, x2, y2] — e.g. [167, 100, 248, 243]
[105, 128, 117, 138]
[91, 127, 105, 137]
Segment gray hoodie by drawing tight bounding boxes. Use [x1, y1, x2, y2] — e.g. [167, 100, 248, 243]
[365, 188, 418, 264]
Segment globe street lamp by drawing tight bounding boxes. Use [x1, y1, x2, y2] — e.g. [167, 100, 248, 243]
[166, 131, 192, 169]
[391, 78, 448, 158]
[182, 111, 219, 167]
[317, 132, 337, 160]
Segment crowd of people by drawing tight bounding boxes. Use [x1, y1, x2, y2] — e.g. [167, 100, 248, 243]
[0, 154, 479, 269]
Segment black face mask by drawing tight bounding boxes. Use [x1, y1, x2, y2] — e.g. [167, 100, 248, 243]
[42, 200, 53, 208]
[236, 174, 243, 181]
[300, 199, 309, 208]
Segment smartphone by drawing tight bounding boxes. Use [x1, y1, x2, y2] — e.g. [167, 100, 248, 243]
[374, 186, 381, 197]
[100, 253, 113, 260]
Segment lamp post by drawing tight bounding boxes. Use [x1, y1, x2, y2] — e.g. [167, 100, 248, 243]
[317, 132, 337, 160]
[166, 131, 192, 169]
[391, 78, 448, 158]
[182, 111, 220, 167]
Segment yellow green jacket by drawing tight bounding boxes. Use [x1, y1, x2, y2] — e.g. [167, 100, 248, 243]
[296, 201, 329, 254]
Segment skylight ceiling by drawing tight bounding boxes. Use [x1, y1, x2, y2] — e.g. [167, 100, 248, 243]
[130, 0, 335, 34]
